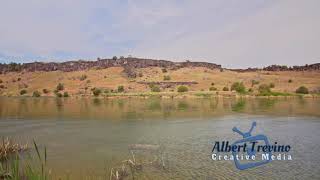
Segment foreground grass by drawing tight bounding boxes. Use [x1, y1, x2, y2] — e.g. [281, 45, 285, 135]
[0, 140, 48, 180]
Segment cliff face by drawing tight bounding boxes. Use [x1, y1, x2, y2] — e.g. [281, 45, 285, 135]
[0, 58, 222, 78]
[0, 57, 319, 77]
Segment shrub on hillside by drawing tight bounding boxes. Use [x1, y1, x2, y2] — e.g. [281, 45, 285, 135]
[93, 88, 102, 96]
[20, 89, 27, 95]
[223, 86, 229, 91]
[42, 89, 49, 94]
[211, 82, 215, 86]
[296, 86, 309, 94]
[56, 83, 64, 91]
[209, 87, 217, 91]
[231, 82, 246, 94]
[163, 75, 171, 81]
[258, 84, 271, 94]
[177, 86, 188, 92]
[55, 92, 63, 97]
[150, 85, 161, 92]
[63, 92, 69, 97]
[251, 80, 259, 87]
[288, 79, 293, 83]
[117, 85, 124, 93]
[0, 79, 2, 83]
[162, 68, 168, 73]
[79, 74, 87, 81]
[32, 91, 41, 97]
[269, 83, 275, 88]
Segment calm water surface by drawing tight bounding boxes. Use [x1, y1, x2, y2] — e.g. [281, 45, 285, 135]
[0, 97, 320, 179]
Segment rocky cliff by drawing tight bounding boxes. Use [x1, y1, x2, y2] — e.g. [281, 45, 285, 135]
[0, 58, 222, 78]
[0, 57, 319, 77]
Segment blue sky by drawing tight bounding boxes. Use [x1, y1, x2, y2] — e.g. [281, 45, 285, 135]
[0, 0, 319, 68]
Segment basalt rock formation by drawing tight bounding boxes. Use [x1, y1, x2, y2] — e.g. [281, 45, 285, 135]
[0, 58, 222, 78]
[137, 81, 198, 88]
[0, 58, 319, 77]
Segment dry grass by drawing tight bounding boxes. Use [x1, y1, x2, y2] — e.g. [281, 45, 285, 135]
[0, 137, 28, 161]
[0, 67, 319, 96]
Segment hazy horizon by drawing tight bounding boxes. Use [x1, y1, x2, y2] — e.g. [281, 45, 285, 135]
[1, 0, 319, 68]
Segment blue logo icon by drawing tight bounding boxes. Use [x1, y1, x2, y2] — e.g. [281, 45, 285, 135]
[231, 122, 272, 170]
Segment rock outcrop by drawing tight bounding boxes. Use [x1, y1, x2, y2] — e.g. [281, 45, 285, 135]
[0, 58, 222, 77]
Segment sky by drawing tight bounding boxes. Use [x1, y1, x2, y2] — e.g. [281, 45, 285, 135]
[0, 0, 319, 68]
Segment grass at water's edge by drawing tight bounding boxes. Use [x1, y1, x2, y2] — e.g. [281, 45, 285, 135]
[0, 140, 48, 180]
[1, 91, 320, 99]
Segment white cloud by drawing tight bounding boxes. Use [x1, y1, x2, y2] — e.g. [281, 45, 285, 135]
[0, 0, 319, 68]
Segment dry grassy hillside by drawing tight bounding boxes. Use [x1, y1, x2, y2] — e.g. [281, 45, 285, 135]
[0, 66, 319, 97]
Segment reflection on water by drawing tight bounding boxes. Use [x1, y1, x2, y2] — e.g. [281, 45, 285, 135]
[0, 97, 320, 179]
[1, 97, 320, 120]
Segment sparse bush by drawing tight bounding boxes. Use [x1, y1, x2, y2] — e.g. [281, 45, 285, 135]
[42, 89, 49, 94]
[209, 87, 217, 91]
[138, 72, 143, 77]
[231, 82, 246, 94]
[118, 85, 124, 93]
[112, 56, 117, 60]
[93, 88, 102, 96]
[163, 75, 171, 81]
[79, 74, 87, 81]
[104, 89, 110, 94]
[55, 92, 63, 97]
[248, 88, 253, 93]
[120, 56, 125, 59]
[211, 82, 215, 86]
[288, 79, 293, 83]
[63, 92, 69, 97]
[0, 85, 4, 89]
[20, 89, 27, 95]
[0, 79, 2, 83]
[296, 86, 309, 94]
[177, 86, 188, 92]
[151, 85, 161, 92]
[223, 87, 229, 91]
[56, 83, 64, 91]
[251, 80, 259, 87]
[32, 90, 41, 97]
[269, 83, 275, 88]
[17, 77, 21, 81]
[162, 68, 168, 73]
[258, 84, 271, 95]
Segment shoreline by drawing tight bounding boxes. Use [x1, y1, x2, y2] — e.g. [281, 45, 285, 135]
[1, 91, 319, 99]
